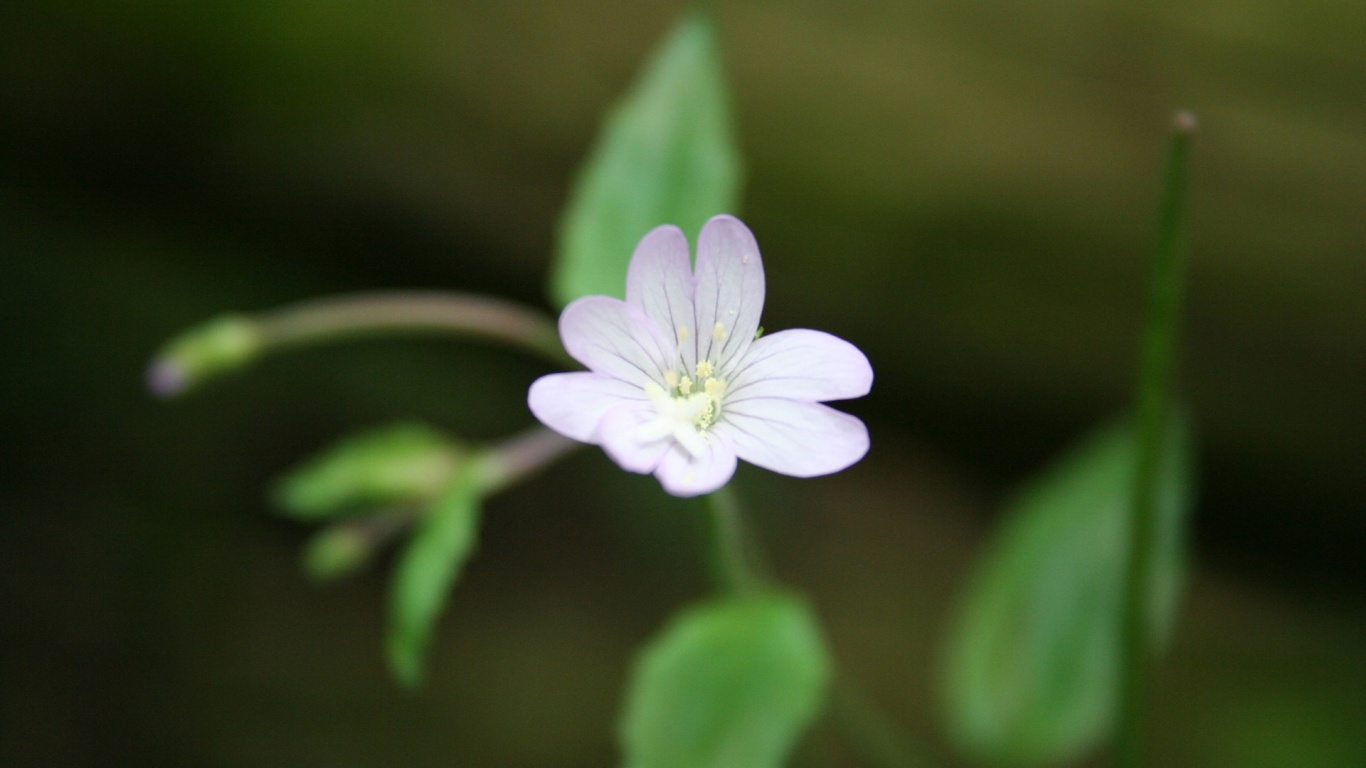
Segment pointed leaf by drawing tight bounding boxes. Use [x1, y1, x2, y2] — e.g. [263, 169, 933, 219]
[551, 11, 742, 306]
[942, 417, 1193, 766]
[620, 592, 830, 768]
[386, 465, 482, 688]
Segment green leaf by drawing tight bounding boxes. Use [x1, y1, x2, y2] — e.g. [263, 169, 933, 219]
[550, 11, 742, 307]
[620, 592, 830, 768]
[272, 423, 462, 520]
[941, 417, 1193, 766]
[386, 464, 482, 688]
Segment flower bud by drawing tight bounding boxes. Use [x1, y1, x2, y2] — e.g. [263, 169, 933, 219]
[146, 315, 264, 397]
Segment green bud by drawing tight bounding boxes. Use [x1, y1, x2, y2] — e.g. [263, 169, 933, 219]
[146, 314, 264, 397]
[273, 423, 463, 520]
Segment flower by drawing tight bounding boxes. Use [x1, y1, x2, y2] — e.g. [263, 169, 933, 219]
[528, 215, 872, 497]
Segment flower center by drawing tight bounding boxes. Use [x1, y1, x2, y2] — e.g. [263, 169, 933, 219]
[642, 359, 728, 458]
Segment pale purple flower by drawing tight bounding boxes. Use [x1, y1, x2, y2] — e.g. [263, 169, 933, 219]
[528, 215, 872, 497]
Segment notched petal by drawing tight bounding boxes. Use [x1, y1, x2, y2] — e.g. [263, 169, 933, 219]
[598, 404, 672, 474]
[653, 436, 738, 497]
[726, 329, 873, 403]
[693, 214, 765, 373]
[528, 372, 645, 443]
[626, 225, 696, 365]
[722, 399, 869, 478]
[559, 296, 675, 387]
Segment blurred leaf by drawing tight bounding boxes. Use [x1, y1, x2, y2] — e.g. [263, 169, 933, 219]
[619, 592, 830, 768]
[386, 465, 482, 688]
[942, 417, 1193, 766]
[272, 423, 462, 520]
[550, 11, 742, 307]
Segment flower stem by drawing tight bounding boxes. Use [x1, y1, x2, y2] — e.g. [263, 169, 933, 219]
[258, 291, 570, 365]
[703, 486, 949, 767]
[149, 291, 571, 397]
[704, 485, 765, 593]
[476, 427, 582, 495]
[1115, 110, 1197, 768]
[829, 678, 947, 768]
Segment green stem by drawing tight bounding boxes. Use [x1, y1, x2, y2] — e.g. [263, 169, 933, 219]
[830, 678, 946, 768]
[259, 291, 570, 365]
[703, 486, 947, 767]
[1115, 110, 1197, 768]
[704, 485, 765, 593]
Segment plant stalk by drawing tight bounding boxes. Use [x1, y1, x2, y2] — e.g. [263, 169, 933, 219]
[1115, 110, 1197, 768]
[259, 291, 570, 365]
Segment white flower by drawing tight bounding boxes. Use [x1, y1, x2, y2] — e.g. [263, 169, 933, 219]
[529, 215, 872, 497]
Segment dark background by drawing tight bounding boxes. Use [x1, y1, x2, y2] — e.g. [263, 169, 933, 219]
[2, 1, 1363, 766]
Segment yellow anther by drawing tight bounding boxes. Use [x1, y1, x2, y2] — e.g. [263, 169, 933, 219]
[695, 360, 714, 378]
[677, 325, 690, 342]
[679, 376, 694, 395]
[704, 377, 727, 399]
[712, 322, 727, 341]
[664, 371, 679, 389]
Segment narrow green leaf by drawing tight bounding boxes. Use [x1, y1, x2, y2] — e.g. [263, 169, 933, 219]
[620, 592, 830, 768]
[550, 11, 742, 307]
[941, 417, 1193, 766]
[386, 464, 482, 688]
[272, 423, 462, 520]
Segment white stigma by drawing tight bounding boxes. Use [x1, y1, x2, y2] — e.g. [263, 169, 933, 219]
[637, 353, 729, 459]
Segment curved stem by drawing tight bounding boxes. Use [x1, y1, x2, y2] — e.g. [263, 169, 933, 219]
[1116, 110, 1197, 768]
[258, 291, 571, 366]
[477, 426, 582, 494]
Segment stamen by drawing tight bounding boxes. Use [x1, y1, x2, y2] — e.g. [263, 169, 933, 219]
[703, 377, 726, 399]
[677, 326, 690, 343]
[678, 376, 694, 395]
[712, 322, 727, 341]
[695, 360, 714, 378]
[664, 371, 678, 389]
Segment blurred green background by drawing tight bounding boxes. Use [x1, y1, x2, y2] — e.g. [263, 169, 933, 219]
[2, 1, 1362, 766]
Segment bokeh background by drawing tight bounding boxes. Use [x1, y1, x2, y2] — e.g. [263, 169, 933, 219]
[2, 1, 1363, 766]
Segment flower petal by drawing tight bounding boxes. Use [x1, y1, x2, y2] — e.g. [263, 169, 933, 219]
[653, 435, 738, 497]
[528, 372, 646, 443]
[721, 398, 869, 478]
[597, 403, 673, 473]
[692, 215, 764, 376]
[726, 329, 873, 403]
[626, 225, 697, 372]
[559, 296, 675, 388]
